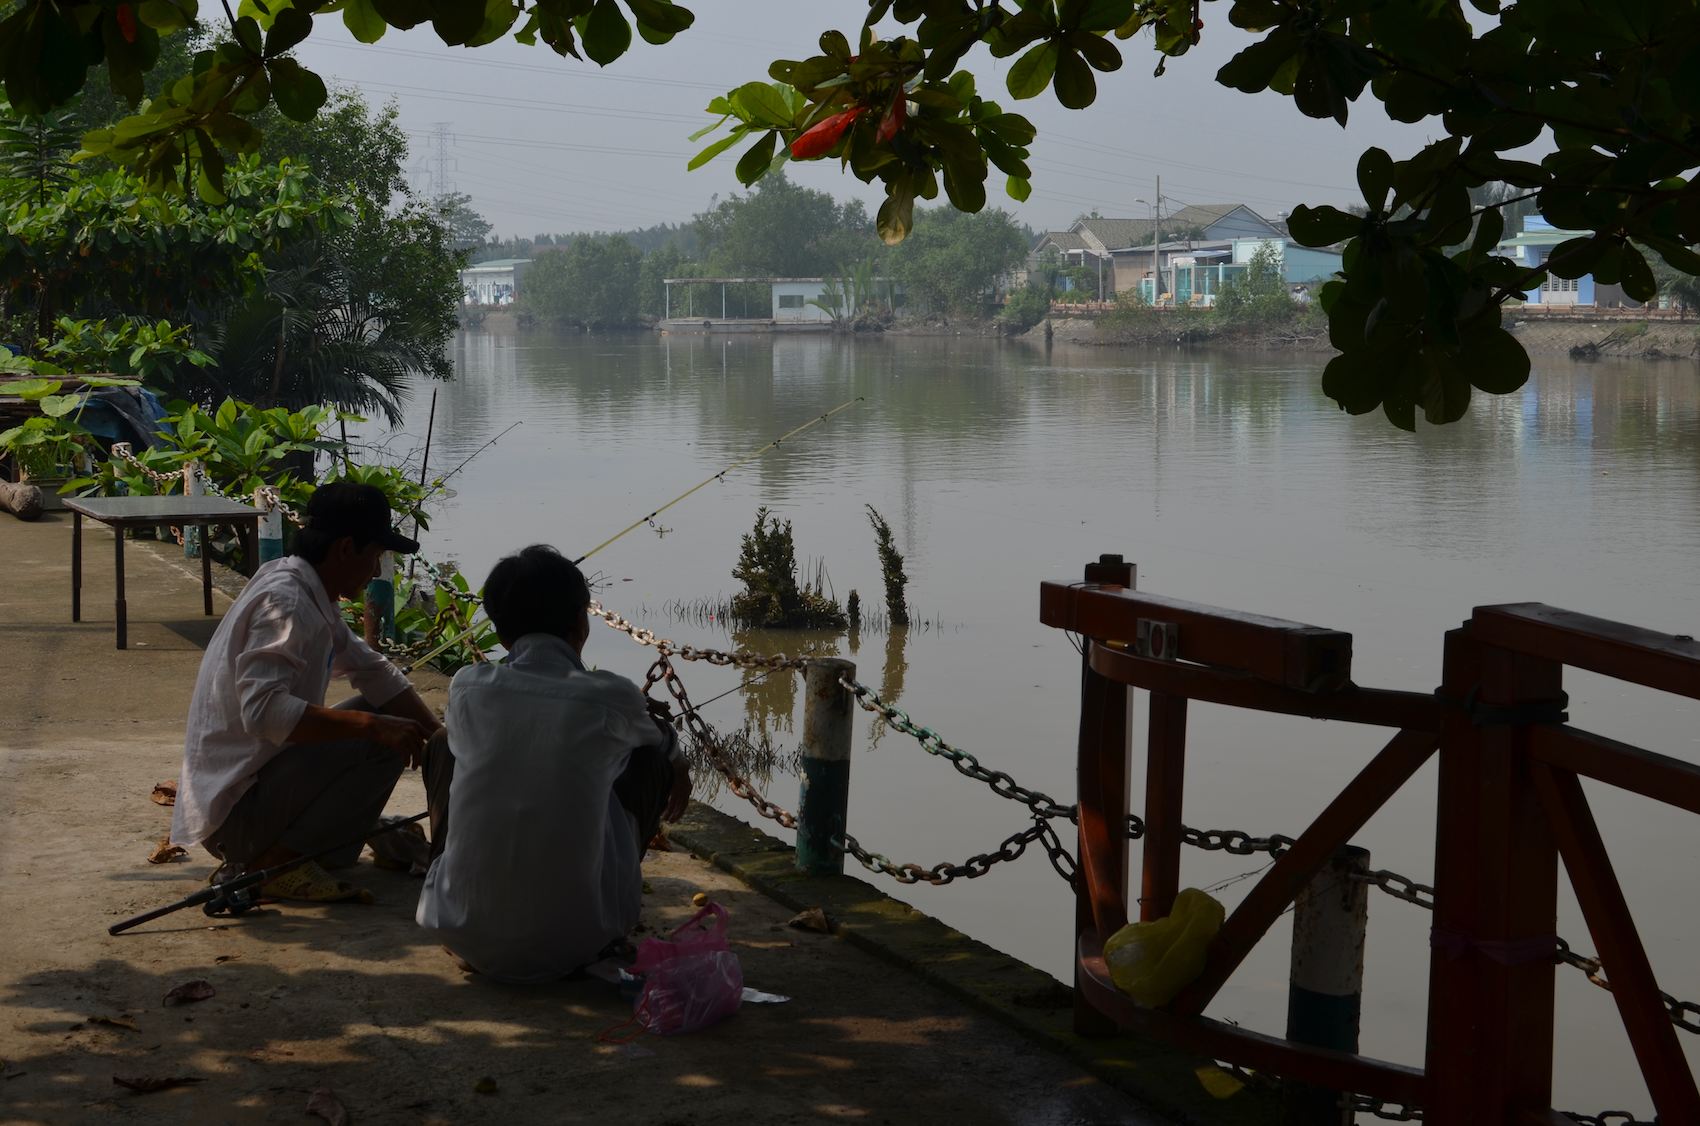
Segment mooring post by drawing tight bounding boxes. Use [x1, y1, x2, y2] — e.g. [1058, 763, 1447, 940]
[254, 487, 285, 564]
[182, 460, 203, 559]
[1283, 844, 1370, 1125]
[796, 657, 856, 875]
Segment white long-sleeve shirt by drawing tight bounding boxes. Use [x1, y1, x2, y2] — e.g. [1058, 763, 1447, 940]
[170, 556, 411, 847]
[416, 633, 675, 984]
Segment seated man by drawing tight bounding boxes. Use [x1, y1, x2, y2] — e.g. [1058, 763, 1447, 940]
[416, 544, 691, 984]
[171, 482, 442, 901]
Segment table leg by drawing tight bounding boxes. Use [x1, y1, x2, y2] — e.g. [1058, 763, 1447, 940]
[201, 525, 213, 615]
[114, 524, 127, 650]
[238, 519, 256, 578]
[72, 510, 82, 622]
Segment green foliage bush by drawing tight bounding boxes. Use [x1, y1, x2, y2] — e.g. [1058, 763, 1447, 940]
[998, 282, 1051, 335]
[524, 235, 646, 329]
[1212, 243, 1294, 324]
[885, 205, 1029, 314]
[729, 507, 847, 629]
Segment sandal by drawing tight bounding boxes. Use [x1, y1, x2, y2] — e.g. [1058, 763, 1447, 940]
[261, 859, 367, 902]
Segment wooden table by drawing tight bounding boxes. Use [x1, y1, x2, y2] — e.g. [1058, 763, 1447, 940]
[63, 496, 262, 649]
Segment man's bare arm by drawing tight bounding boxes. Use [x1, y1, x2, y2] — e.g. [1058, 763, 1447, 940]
[377, 686, 443, 736]
[287, 704, 429, 767]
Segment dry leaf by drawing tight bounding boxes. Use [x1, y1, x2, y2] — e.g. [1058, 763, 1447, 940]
[113, 1075, 205, 1093]
[305, 1087, 347, 1126]
[147, 836, 186, 865]
[87, 1016, 140, 1032]
[214, 955, 239, 964]
[162, 980, 215, 1007]
[149, 781, 178, 806]
[786, 906, 830, 933]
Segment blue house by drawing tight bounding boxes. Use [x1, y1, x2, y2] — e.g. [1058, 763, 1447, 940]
[1496, 217, 1640, 309]
[1133, 237, 1344, 306]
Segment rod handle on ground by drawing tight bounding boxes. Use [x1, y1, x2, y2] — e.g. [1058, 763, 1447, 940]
[108, 812, 429, 936]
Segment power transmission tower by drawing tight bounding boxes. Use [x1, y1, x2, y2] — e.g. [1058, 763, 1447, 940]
[413, 123, 458, 198]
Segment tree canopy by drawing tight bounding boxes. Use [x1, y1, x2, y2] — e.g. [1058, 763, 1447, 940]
[4, 0, 1700, 428]
[884, 205, 1027, 313]
[692, 174, 876, 277]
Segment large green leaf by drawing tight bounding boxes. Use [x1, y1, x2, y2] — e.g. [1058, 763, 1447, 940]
[732, 81, 794, 128]
[0, 379, 65, 400]
[1007, 41, 1059, 100]
[1455, 326, 1530, 394]
[336, 0, 384, 40]
[582, 0, 632, 65]
[1356, 148, 1393, 214]
[265, 58, 328, 121]
[734, 130, 778, 185]
[1052, 47, 1097, 107]
[264, 6, 314, 55]
[1288, 204, 1361, 247]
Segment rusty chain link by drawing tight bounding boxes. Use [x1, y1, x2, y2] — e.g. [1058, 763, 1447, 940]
[1351, 868, 1436, 909]
[838, 816, 1077, 888]
[1351, 868, 1699, 1035]
[594, 602, 812, 673]
[1556, 937, 1700, 1034]
[1342, 1095, 1423, 1121]
[1182, 826, 1296, 857]
[644, 652, 798, 830]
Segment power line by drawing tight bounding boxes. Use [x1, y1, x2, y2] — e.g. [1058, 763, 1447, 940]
[413, 121, 458, 198]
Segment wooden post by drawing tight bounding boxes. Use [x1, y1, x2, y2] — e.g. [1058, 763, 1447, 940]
[1284, 844, 1370, 1124]
[796, 657, 856, 876]
[1075, 553, 1134, 1037]
[1425, 625, 1560, 1122]
[1142, 692, 1187, 921]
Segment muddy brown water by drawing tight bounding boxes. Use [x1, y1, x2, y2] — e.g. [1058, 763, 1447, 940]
[361, 329, 1700, 1115]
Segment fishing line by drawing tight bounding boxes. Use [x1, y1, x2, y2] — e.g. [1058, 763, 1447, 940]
[400, 399, 863, 673]
[570, 396, 864, 565]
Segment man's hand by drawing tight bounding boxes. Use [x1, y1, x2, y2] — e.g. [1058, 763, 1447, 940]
[664, 755, 692, 823]
[645, 696, 675, 728]
[367, 713, 429, 767]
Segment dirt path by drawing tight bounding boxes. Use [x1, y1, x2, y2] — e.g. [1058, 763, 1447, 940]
[0, 513, 1167, 1126]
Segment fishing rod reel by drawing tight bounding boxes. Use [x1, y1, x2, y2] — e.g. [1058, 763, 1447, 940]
[203, 865, 261, 918]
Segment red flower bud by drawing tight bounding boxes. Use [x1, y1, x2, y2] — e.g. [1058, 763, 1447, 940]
[790, 108, 864, 160]
[116, 3, 137, 42]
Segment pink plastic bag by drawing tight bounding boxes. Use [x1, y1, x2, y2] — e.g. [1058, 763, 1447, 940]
[627, 903, 743, 1036]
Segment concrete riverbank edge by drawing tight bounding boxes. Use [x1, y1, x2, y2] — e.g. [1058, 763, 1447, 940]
[663, 803, 1282, 1126]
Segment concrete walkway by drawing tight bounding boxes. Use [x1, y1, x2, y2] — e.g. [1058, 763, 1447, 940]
[0, 513, 1186, 1126]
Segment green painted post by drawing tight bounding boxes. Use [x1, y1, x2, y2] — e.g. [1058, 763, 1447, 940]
[1283, 844, 1370, 1124]
[796, 657, 856, 876]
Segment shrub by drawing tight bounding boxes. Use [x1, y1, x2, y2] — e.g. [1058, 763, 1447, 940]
[729, 507, 847, 629]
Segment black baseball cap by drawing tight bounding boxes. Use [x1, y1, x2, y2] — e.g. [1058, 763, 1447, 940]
[302, 482, 420, 554]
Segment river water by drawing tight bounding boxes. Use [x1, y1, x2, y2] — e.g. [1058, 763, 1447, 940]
[369, 329, 1700, 1114]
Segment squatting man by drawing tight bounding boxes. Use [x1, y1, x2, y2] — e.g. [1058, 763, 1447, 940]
[172, 484, 691, 980]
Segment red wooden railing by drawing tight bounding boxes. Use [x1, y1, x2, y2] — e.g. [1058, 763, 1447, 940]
[1042, 561, 1700, 1123]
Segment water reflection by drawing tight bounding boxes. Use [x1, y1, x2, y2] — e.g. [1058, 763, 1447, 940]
[383, 330, 1700, 1114]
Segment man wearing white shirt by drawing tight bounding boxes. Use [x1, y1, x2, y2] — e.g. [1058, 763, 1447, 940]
[416, 544, 691, 984]
[171, 482, 443, 902]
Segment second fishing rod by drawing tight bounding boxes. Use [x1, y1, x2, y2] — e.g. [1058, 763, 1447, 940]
[398, 396, 864, 674]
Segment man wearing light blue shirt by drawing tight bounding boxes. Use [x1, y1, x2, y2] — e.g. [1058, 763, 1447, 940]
[416, 544, 690, 983]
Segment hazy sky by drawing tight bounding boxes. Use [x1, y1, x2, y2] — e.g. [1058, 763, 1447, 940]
[295, 1, 1443, 239]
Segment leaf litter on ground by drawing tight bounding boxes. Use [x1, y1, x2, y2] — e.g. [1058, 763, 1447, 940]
[147, 835, 186, 864]
[787, 906, 830, 933]
[87, 1016, 140, 1031]
[163, 980, 215, 1006]
[306, 1087, 348, 1126]
[149, 781, 177, 806]
[113, 1076, 205, 1093]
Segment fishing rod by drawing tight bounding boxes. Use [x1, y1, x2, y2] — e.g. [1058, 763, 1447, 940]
[398, 398, 864, 674]
[109, 812, 429, 935]
[438, 420, 523, 487]
[571, 396, 864, 564]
